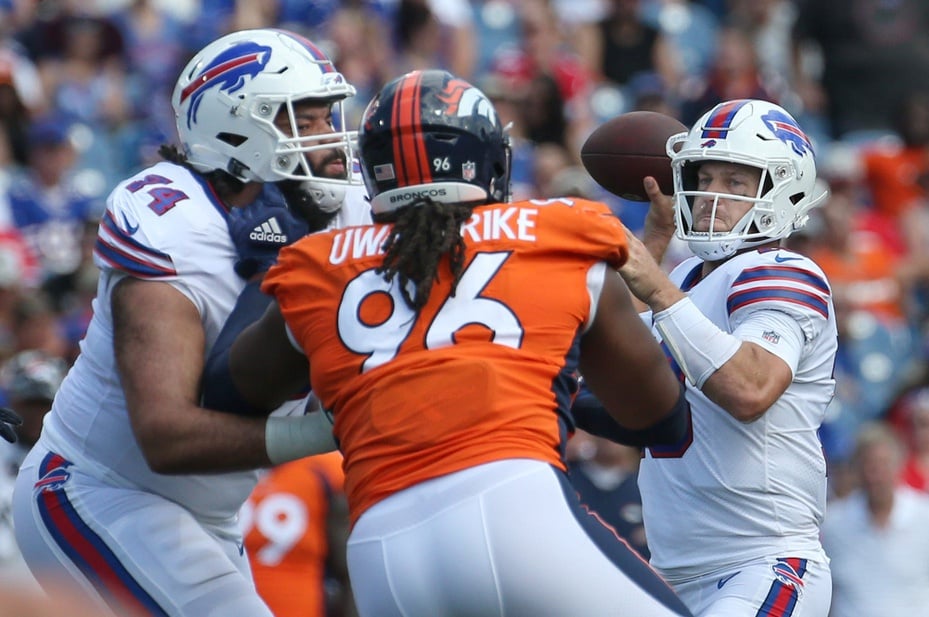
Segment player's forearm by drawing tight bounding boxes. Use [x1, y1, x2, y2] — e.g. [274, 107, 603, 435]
[573, 383, 689, 447]
[700, 343, 792, 422]
[133, 406, 272, 473]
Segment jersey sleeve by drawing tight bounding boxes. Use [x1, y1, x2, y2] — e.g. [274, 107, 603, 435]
[726, 254, 832, 344]
[531, 197, 629, 268]
[92, 164, 238, 315]
[94, 197, 180, 279]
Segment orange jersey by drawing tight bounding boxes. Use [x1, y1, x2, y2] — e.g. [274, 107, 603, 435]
[263, 198, 628, 525]
[808, 230, 905, 322]
[862, 145, 929, 218]
[241, 452, 345, 617]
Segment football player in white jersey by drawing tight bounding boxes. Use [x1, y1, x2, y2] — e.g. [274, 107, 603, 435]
[11, 29, 371, 616]
[615, 99, 837, 616]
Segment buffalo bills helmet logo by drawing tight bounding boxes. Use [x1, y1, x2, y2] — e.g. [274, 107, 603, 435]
[180, 42, 272, 129]
[761, 110, 813, 157]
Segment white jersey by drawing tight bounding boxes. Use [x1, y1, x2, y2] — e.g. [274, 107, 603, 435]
[38, 161, 371, 522]
[638, 248, 837, 581]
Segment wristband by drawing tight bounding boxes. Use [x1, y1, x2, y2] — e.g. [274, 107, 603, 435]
[653, 297, 741, 388]
[265, 412, 337, 464]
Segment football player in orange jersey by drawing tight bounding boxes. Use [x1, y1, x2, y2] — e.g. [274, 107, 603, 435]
[241, 448, 356, 617]
[204, 69, 693, 616]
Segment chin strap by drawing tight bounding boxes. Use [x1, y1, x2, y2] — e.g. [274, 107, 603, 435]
[300, 180, 346, 213]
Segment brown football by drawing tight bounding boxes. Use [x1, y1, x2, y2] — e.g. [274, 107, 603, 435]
[580, 111, 687, 201]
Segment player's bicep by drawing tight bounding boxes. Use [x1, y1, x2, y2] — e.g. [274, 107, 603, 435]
[229, 301, 309, 410]
[112, 278, 205, 449]
[579, 267, 680, 430]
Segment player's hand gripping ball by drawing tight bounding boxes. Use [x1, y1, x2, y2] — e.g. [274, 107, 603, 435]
[581, 111, 687, 201]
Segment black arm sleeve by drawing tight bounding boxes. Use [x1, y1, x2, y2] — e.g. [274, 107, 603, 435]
[572, 382, 690, 448]
[201, 280, 275, 416]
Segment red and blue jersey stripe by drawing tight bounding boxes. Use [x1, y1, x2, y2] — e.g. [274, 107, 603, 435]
[94, 210, 177, 278]
[727, 265, 830, 319]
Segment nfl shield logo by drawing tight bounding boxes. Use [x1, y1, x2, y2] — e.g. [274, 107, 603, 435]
[462, 161, 476, 181]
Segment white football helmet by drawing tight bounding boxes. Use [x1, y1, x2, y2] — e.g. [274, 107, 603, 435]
[172, 28, 358, 201]
[666, 99, 827, 261]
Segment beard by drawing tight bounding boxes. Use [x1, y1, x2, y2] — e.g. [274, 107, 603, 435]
[276, 179, 338, 232]
[277, 148, 351, 232]
[311, 149, 348, 180]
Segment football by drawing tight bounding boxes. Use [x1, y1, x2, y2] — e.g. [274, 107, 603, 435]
[580, 111, 688, 201]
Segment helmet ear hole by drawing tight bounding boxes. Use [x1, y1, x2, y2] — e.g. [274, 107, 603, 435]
[761, 175, 774, 196]
[217, 133, 247, 147]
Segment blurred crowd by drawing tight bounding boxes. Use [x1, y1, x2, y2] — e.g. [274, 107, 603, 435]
[2, 0, 929, 594]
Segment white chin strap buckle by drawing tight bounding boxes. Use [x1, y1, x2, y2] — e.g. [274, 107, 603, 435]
[302, 181, 345, 213]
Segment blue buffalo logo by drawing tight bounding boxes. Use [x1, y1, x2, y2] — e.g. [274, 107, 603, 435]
[179, 42, 272, 129]
[761, 110, 813, 157]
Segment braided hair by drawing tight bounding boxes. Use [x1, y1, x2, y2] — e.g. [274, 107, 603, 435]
[374, 197, 475, 311]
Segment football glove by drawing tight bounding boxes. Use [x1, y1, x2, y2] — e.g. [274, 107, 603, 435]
[227, 188, 310, 280]
[0, 406, 23, 443]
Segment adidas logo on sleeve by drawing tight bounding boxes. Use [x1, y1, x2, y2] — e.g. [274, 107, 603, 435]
[249, 217, 289, 244]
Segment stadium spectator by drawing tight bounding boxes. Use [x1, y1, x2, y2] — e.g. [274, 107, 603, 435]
[822, 422, 929, 616]
[391, 0, 477, 80]
[726, 0, 798, 95]
[791, 0, 929, 141]
[489, 0, 595, 153]
[860, 90, 929, 254]
[641, 0, 719, 82]
[576, 0, 679, 94]
[804, 178, 921, 425]
[7, 114, 103, 281]
[109, 0, 189, 135]
[679, 26, 779, 127]
[0, 43, 44, 167]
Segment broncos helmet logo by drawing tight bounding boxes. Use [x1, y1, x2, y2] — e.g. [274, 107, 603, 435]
[179, 41, 272, 129]
[761, 109, 813, 157]
[437, 78, 498, 126]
